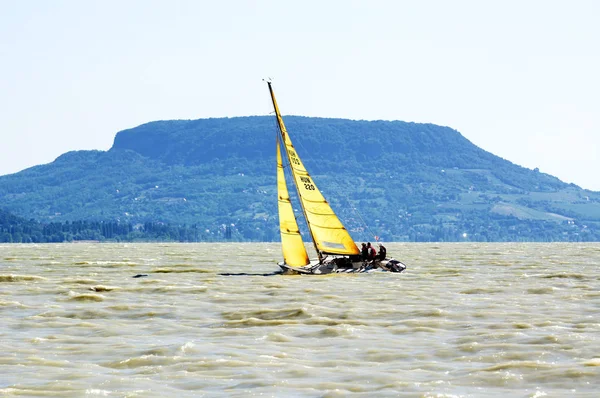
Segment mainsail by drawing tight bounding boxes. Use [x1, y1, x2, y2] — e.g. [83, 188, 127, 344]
[277, 135, 310, 266]
[268, 82, 360, 258]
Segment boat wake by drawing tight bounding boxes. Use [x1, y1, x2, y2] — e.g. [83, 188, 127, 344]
[219, 271, 284, 277]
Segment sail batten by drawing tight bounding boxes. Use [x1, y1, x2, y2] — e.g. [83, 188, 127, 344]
[305, 224, 347, 230]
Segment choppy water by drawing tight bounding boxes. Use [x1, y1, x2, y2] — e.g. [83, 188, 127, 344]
[1, 242, 599, 397]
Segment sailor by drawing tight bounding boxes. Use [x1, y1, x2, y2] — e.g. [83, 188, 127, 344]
[361, 243, 368, 261]
[367, 242, 376, 261]
[377, 243, 387, 261]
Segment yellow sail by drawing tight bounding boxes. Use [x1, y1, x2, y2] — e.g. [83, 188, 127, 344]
[277, 137, 310, 266]
[268, 82, 360, 256]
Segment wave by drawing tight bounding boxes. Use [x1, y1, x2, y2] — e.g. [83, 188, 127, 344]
[482, 360, 555, 372]
[222, 307, 310, 321]
[299, 325, 357, 338]
[583, 358, 600, 366]
[123, 286, 208, 294]
[220, 316, 364, 328]
[73, 261, 139, 266]
[460, 287, 505, 294]
[34, 309, 111, 319]
[62, 278, 97, 285]
[542, 273, 587, 280]
[0, 299, 27, 309]
[88, 285, 119, 292]
[0, 274, 46, 283]
[102, 354, 180, 369]
[526, 287, 555, 294]
[66, 292, 105, 302]
[123, 311, 176, 319]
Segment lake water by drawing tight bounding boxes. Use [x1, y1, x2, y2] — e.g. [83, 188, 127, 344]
[1, 242, 599, 397]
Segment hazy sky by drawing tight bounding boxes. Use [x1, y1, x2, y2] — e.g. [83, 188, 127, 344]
[1, 0, 599, 190]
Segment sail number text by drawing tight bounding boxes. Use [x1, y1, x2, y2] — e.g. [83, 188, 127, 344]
[300, 176, 315, 190]
[289, 151, 301, 166]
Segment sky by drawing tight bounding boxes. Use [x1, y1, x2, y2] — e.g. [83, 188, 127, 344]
[1, 0, 599, 190]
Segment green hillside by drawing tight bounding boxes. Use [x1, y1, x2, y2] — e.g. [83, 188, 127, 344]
[1, 116, 599, 242]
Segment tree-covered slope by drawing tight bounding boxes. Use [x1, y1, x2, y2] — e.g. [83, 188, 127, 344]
[1, 116, 599, 242]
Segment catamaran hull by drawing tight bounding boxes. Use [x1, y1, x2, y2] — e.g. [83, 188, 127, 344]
[278, 264, 318, 274]
[278, 259, 406, 275]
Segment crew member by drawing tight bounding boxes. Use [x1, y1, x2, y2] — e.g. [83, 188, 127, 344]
[377, 243, 387, 261]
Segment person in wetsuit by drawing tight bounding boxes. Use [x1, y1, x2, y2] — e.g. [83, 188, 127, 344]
[361, 243, 368, 261]
[377, 243, 387, 261]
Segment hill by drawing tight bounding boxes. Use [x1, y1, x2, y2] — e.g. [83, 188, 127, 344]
[1, 116, 600, 242]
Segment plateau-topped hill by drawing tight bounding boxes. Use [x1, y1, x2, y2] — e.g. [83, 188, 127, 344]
[1, 116, 599, 242]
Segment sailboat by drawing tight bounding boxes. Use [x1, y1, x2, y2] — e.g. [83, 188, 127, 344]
[267, 81, 406, 275]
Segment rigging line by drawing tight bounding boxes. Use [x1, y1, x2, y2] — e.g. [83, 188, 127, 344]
[352, 206, 378, 241]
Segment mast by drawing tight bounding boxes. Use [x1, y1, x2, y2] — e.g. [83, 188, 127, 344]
[267, 81, 323, 263]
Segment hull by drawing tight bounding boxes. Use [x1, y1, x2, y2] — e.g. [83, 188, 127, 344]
[278, 258, 406, 275]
